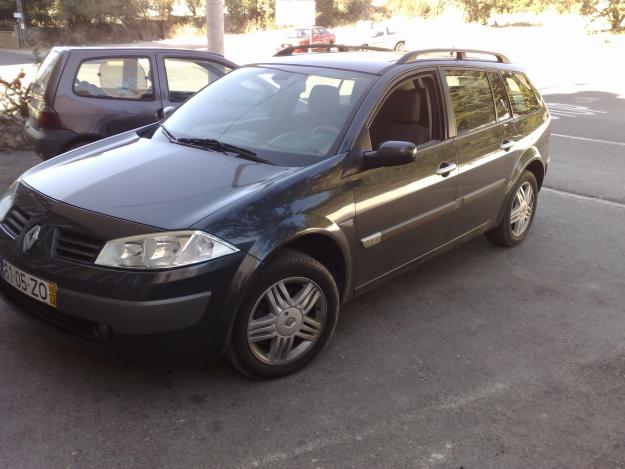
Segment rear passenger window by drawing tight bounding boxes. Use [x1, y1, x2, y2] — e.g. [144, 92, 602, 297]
[445, 70, 496, 134]
[164, 58, 232, 102]
[74, 57, 154, 100]
[488, 72, 511, 121]
[502, 72, 540, 116]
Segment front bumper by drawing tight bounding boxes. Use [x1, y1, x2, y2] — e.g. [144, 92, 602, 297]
[0, 184, 256, 359]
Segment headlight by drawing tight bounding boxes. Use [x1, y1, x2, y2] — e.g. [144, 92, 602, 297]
[95, 231, 239, 269]
[0, 179, 20, 222]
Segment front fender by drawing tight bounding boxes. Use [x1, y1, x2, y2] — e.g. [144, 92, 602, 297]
[214, 215, 355, 357]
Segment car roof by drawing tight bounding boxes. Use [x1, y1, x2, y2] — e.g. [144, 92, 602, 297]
[257, 51, 404, 74]
[256, 49, 525, 75]
[51, 46, 229, 58]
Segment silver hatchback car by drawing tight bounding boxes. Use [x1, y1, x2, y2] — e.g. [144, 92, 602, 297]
[25, 46, 236, 160]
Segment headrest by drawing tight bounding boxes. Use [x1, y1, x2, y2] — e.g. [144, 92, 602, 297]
[308, 85, 340, 115]
[381, 89, 421, 123]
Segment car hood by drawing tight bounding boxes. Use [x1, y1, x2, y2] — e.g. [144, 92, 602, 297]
[22, 135, 296, 230]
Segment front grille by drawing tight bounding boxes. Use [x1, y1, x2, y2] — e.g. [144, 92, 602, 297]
[54, 229, 104, 264]
[0, 281, 108, 344]
[1, 206, 31, 238]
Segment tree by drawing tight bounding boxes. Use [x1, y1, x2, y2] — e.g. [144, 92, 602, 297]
[186, 0, 205, 16]
[582, 0, 625, 30]
[456, 0, 498, 24]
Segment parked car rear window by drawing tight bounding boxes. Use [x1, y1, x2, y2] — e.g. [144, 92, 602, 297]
[31, 49, 61, 100]
[164, 58, 232, 102]
[502, 72, 541, 116]
[74, 57, 154, 100]
[445, 69, 496, 134]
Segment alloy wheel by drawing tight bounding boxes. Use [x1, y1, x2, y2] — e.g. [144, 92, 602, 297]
[247, 277, 327, 365]
[510, 181, 534, 237]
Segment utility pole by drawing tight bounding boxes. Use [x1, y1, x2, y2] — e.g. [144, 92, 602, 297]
[15, 0, 26, 48]
[206, 0, 224, 55]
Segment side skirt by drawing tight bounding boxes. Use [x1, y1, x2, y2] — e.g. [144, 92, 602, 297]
[352, 221, 491, 298]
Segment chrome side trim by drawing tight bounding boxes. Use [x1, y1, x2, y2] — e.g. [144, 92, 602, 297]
[361, 232, 382, 248]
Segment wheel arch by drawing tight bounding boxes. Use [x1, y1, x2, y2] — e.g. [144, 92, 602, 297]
[508, 146, 545, 193]
[218, 226, 353, 357]
[262, 227, 352, 304]
[495, 147, 545, 228]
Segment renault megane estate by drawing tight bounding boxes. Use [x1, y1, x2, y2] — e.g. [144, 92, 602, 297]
[0, 47, 550, 379]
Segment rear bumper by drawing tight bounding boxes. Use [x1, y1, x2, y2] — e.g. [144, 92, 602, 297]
[24, 120, 77, 160]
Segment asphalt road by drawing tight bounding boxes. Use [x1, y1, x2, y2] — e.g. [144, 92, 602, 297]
[0, 50, 35, 66]
[1, 90, 625, 468]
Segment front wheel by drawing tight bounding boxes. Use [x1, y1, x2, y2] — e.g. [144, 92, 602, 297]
[395, 41, 406, 52]
[486, 170, 538, 246]
[227, 250, 339, 379]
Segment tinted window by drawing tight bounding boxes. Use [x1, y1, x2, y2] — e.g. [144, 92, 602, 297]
[164, 58, 232, 102]
[445, 69, 496, 134]
[503, 72, 540, 116]
[74, 57, 153, 100]
[370, 74, 440, 149]
[488, 72, 511, 121]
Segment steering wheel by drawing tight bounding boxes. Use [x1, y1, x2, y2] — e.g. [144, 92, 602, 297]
[311, 126, 340, 138]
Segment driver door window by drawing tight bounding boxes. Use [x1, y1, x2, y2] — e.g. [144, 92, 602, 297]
[164, 57, 232, 103]
[369, 74, 441, 150]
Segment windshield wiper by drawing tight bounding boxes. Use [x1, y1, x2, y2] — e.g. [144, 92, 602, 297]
[159, 123, 177, 142]
[176, 137, 272, 165]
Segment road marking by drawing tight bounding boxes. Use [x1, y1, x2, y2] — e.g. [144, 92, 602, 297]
[546, 102, 607, 120]
[551, 133, 625, 147]
[543, 187, 625, 209]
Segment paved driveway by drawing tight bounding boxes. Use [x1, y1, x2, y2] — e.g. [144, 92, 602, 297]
[1, 89, 624, 468]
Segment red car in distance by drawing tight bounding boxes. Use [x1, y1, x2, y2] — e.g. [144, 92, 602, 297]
[278, 26, 336, 52]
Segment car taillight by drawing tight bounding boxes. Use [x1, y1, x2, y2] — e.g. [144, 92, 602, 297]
[37, 106, 61, 130]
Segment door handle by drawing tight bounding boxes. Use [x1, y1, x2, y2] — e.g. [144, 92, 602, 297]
[436, 163, 457, 176]
[500, 139, 515, 151]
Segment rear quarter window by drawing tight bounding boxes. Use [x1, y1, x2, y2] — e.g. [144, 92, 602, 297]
[503, 72, 541, 116]
[73, 57, 154, 101]
[445, 69, 496, 134]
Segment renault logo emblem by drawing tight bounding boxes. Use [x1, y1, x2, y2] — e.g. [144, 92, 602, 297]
[23, 225, 41, 252]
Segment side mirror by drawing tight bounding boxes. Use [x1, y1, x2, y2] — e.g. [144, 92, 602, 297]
[363, 141, 417, 169]
[156, 106, 176, 121]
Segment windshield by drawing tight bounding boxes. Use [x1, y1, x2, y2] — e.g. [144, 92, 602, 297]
[289, 29, 310, 38]
[162, 66, 373, 166]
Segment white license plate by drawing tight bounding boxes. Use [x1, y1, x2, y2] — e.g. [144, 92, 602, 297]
[1, 259, 57, 308]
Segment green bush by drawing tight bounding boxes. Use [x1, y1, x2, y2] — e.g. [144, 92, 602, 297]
[582, 0, 625, 30]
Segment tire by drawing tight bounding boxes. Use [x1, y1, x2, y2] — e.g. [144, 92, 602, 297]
[227, 249, 339, 379]
[395, 41, 406, 52]
[486, 170, 538, 247]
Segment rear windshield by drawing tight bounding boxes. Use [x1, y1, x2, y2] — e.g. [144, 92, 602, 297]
[31, 49, 61, 100]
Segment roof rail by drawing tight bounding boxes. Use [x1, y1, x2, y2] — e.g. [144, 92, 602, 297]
[274, 43, 394, 57]
[397, 48, 510, 64]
